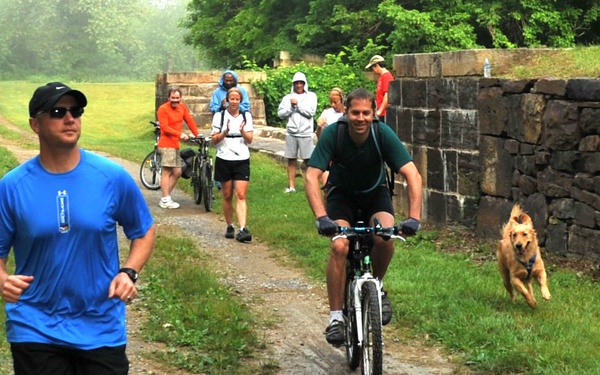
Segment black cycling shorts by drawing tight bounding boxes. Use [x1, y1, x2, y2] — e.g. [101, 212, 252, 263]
[326, 185, 394, 225]
[214, 157, 250, 182]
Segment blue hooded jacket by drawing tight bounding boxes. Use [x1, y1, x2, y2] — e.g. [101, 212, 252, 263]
[209, 70, 251, 113]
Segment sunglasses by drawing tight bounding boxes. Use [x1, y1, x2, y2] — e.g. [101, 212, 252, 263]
[37, 106, 84, 119]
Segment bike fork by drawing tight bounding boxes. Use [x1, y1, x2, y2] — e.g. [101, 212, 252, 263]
[352, 275, 382, 347]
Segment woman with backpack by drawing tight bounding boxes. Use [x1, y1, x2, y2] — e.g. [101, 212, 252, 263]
[211, 87, 254, 242]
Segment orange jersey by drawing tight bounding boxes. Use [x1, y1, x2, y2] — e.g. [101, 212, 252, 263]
[156, 102, 199, 149]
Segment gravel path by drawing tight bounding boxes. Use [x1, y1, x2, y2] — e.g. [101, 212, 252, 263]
[0, 116, 465, 375]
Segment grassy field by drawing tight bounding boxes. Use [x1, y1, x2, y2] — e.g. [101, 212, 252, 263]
[1, 72, 600, 374]
[508, 46, 600, 79]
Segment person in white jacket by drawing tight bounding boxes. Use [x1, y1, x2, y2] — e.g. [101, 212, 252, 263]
[277, 72, 318, 193]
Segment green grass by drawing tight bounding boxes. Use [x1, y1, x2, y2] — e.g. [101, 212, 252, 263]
[140, 231, 263, 374]
[0, 81, 157, 161]
[2, 64, 600, 373]
[503, 46, 600, 79]
[0, 147, 17, 374]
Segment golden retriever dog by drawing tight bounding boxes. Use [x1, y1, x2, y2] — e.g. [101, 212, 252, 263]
[497, 204, 551, 308]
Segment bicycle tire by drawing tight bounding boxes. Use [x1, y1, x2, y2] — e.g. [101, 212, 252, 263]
[193, 157, 202, 204]
[140, 151, 161, 190]
[345, 275, 360, 370]
[201, 159, 214, 212]
[361, 282, 383, 375]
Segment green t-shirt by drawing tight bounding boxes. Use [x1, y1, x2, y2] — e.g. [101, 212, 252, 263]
[308, 120, 412, 194]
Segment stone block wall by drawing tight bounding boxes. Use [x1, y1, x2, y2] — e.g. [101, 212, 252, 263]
[477, 78, 600, 259]
[388, 49, 600, 259]
[155, 71, 267, 129]
[387, 76, 481, 228]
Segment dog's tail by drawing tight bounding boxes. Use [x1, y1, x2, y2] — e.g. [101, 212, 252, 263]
[501, 204, 532, 238]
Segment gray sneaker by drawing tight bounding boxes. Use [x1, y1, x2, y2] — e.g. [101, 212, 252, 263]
[381, 290, 392, 326]
[235, 227, 252, 242]
[225, 225, 235, 239]
[325, 320, 345, 346]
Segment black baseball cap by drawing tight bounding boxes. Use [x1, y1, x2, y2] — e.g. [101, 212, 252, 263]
[29, 82, 87, 118]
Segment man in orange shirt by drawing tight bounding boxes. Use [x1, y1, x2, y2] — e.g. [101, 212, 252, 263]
[365, 55, 394, 122]
[156, 87, 200, 209]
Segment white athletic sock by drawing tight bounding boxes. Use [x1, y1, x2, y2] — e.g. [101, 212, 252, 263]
[329, 310, 344, 324]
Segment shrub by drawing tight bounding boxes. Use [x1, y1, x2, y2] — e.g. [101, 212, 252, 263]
[252, 53, 375, 127]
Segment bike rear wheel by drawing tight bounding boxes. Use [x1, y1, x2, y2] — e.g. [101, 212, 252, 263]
[345, 276, 360, 370]
[201, 158, 214, 212]
[140, 151, 162, 190]
[361, 282, 383, 375]
[193, 157, 202, 204]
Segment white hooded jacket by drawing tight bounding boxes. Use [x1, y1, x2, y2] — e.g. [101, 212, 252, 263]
[277, 72, 318, 137]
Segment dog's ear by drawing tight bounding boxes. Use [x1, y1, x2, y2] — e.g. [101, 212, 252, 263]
[521, 213, 533, 226]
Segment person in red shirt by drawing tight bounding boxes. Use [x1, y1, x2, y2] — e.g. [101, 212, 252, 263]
[365, 55, 394, 122]
[156, 87, 200, 209]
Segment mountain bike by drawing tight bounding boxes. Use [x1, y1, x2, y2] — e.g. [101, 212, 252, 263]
[140, 121, 162, 190]
[334, 219, 405, 375]
[186, 136, 214, 212]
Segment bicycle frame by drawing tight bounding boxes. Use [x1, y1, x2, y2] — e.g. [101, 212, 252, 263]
[186, 136, 214, 211]
[139, 121, 162, 190]
[335, 220, 405, 374]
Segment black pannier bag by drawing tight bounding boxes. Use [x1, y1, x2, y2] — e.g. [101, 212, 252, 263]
[180, 148, 196, 179]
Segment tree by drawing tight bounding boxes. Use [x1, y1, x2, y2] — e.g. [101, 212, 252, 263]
[182, 0, 310, 68]
[0, 0, 202, 80]
[181, 0, 600, 69]
[476, 0, 600, 48]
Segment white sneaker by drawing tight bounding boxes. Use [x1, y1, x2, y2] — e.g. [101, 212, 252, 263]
[159, 197, 180, 209]
[284, 187, 297, 193]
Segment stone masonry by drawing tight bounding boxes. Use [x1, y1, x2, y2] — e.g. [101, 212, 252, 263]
[388, 49, 600, 260]
[155, 71, 267, 129]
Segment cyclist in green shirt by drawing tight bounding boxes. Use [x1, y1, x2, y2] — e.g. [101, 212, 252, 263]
[305, 87, 423, 346]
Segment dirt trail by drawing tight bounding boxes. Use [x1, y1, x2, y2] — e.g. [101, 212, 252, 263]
[0, 116, 464, 375]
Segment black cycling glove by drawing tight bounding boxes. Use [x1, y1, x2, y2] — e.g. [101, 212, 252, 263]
[316, 216, 339, 236]
[398, 217, 421, 236]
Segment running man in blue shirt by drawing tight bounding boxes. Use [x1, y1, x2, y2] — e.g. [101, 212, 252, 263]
[0, 82, 156, 375]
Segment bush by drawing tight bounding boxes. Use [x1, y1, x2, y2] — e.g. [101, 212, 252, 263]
[252, 53, 376, 127]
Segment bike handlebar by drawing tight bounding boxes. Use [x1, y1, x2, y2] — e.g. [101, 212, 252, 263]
[333, 221, 406, 242]
[149, 121, 160, 137]
[187, 136, 212, 144]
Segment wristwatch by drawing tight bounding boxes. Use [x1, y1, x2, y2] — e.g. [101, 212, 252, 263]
[118, 267, 138, 283]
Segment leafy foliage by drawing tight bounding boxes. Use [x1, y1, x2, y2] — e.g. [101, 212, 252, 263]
[182, 0, 310, 68]
[251, 54, 375, 127]
[182, 0, 600, 67]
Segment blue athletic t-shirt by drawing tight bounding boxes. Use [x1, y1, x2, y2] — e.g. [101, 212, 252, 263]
[0, 149, 154, 349]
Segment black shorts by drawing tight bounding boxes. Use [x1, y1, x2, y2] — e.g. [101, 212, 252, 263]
[214, 157, 250, 182]
[326, 185, 394, 224]
[11, 343, 128, 375]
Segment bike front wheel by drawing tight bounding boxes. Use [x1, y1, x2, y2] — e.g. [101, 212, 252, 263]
[193, 157, 202, 204]
[140, 151, 162, 190]
[361, 282, 383, 375]
[201, 158, 214, 212]
[345, 277, 360, 370]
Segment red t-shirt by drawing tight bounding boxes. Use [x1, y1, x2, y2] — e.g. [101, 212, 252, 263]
[376, 71, 394, 117]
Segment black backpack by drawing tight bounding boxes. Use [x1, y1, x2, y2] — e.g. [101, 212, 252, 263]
[180, 148, 196, 179]
[332, 117, 395, 198]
